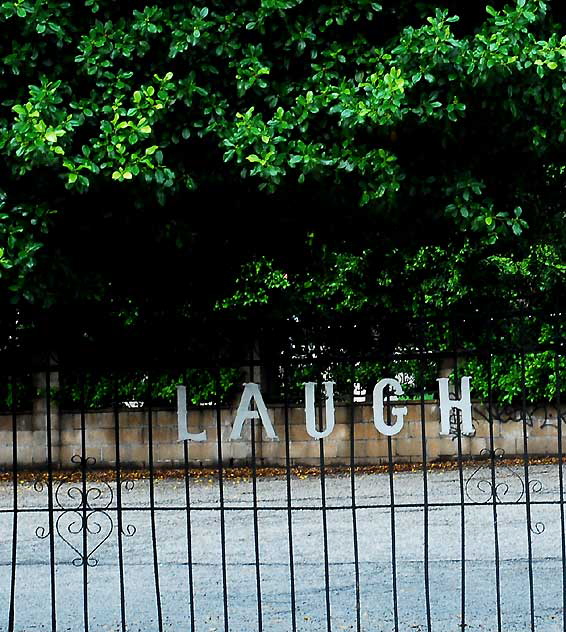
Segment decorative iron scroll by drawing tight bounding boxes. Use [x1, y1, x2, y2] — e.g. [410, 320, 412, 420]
[35, 455, 137, 566]
[465, 448, 545, 535]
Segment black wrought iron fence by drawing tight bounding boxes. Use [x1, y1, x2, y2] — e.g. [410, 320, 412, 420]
[0, 313, 565, 632]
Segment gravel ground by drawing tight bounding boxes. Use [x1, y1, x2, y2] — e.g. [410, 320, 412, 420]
[1, 462, 565, 631]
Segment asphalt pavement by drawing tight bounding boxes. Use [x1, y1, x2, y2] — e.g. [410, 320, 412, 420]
[1, 462, 565, 631]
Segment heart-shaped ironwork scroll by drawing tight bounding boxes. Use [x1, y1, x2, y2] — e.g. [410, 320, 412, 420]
[465, 448, 545, 535]
[35, 455, 136, 566]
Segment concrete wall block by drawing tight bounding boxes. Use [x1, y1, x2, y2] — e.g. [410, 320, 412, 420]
[424, 418, 443, 437]
[58, 446, 78, 466]
[32, 444, 48, 465]
[121, 444, 151, 465]
[0, 414, 32, 432]
[16, 415, 33, 431]
[190, 412, 214, 438]
[524, 436, 558, 456]
[472, 419, 500, 439]
[289, 425, 312, 442]
[16, 446, 33, 466]
[332, 423, 350, 442]
[185, 442, 216, 463]
[154, 443, 183, 464]
[0, 430, 12, 447]
[118, 412, 146, 428]
[366, 440, 391, 459]
[355, 440, 389, 459]
[288, 406, 306, 426]
[290, 441, 321, 460]
[0, 415, 12, 431]
[271, 423, 285, 442]
[259, 441, 286, 462]
[215, 407, 233, 425]
[100, 446, 118, 466]
[334, 404, 351, 425]
[425, 438, 457, 460]
[322, 440, 337, 459]
[500, 422, 529, 438]
[59, 414, 78, 432]
[227, 441, 252, 461]
[61, 429, 82, 446]
[0, 445, 13, 464]
[425, 403, 440, 423]
[492, 437, 520, 457]
[406, 420, 426, 439]
[150, 426, 176, 444]
[91, 412, 116, 429]
[423, 437, 441, 460]
[154, 410, 176, 426]
[394, 438, 424, 458]
[209, 417, 238, 443]
[15, 430, 47, 449]
[528, 420, 564, 437]
[86, 428, 115, 446]
[337, 441, 354, 459]
[404, 404, 423, 423]
[269, 405, 284, 428]
[468, 437, 489, 456]
[119, 427, 144, 445]
[353, 422, 379, 440]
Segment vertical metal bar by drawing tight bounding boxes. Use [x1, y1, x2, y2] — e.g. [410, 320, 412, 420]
[79, 371, 89, 632]
[451, 323, 466, 631]
[45, 364, 57, 632]
[113, 374, 127, 632]
[147, 373, 164, 632]
[282, 363, 297, 632]
[250, 413, 263, 631]
[386, 391, 399, 632]
[349, 374, 361, 632]
[249, 355, 263, 631]
[486, 354, 502, 632]
[318, 384, 332, 632]
[214, 369, 229, 632]
[418, 339, 432, 632]
[8, 374, 18, 632]
[555, 347, 566, 632]
[520, 350, 536, 632]
[183, 431, 196, 632]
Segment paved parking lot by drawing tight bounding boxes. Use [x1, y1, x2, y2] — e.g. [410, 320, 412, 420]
[1, 462, 565, 631]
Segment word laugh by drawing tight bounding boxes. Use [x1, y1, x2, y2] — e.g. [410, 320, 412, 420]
[177, 377, 474, 442]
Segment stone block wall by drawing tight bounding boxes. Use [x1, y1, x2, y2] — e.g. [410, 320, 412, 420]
[0, 402, 563, 469]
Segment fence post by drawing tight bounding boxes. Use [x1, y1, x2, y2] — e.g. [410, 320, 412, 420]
[32, 354, 60, 468]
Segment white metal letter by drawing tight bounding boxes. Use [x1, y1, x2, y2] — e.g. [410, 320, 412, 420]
[177, 386, 207, 442]
[373, 378, 408, 436]
[437, 376, 474, 436]
[229, 383, 278, 440]
[304, 381, 336, 439]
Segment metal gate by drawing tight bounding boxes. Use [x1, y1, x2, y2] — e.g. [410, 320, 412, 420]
[1, 313, 564, 631]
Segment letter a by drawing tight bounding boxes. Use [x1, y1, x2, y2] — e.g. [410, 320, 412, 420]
[437, 376, 474, 436]
[304, 382, 336, 439]
[229, 383, 278, 440]
[177, 386, 207, 442]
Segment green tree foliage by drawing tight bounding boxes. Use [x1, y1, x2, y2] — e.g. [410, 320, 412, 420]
[0, 0, 564, 349]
